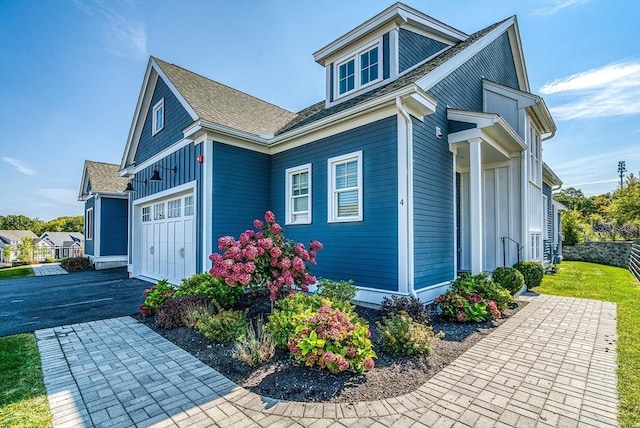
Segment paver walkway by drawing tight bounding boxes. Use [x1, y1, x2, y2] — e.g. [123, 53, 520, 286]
[36, 295, 618, 428]
[32, 263, 68, 276]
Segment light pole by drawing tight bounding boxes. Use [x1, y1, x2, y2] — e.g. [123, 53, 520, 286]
[618, 161, 626, 188]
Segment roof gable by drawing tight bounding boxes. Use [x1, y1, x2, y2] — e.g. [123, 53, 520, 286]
[79, 161, 129, 199]
[0, 230, 38, 242]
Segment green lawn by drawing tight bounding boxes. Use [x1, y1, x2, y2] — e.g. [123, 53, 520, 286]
[535, 261, 640, 428]
[0, 266, 34, 280]
[0, 333, 52, 427]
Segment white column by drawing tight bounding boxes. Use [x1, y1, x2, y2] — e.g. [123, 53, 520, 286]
[469, 138, 483, 274]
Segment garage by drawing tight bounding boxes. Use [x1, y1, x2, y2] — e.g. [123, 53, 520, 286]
[138, 192, 195, 284]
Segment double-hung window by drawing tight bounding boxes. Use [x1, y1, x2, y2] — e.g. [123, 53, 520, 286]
[328, 151, 362, 222]
[529, 126, 541, 184]
[335, 41, 381, 98]
[531, 233, 542, 260]
[152, 98, 164, 135]
[285, 164, 311, 225]
[86, 208, 93, 240]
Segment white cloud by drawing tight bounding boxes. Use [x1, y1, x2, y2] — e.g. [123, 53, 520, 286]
[540, 61, 640, 121]
[74, 0, 147, 60]
[2, 157, 36, 175]
[532, 0, 587, 16]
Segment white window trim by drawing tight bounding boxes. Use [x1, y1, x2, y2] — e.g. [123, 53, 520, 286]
[152, 98, 165, 135]
[86, 208, 93, 240]
[328, 151, 363, 223]
[285, 163, 312, 225]
[529, 125, 541, 186]
[531, 233, 542, 261]
[334, 39, 382, 100]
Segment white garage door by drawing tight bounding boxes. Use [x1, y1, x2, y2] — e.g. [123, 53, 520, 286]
[140, 193, 195, 284]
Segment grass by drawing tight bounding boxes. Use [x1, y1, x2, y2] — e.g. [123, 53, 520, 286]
[535, 261, 640, 428]
[0, 266, 34, 280]
[0, 333, 52, 427]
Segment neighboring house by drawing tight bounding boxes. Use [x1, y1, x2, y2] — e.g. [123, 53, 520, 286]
[36, 232, 84, 260]
[107, 3, 561, 303]
[542, 162, 566, 266]
[78, 160, 129, 269]
[0, 230, 38, 262]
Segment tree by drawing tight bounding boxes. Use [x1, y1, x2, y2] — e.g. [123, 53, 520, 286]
[17, 236, 34, 263]
[2, 245, 12, 262]
[608, 172, 640, 224]
[561, 210, 583, 245]
[0, 214, 40, 231]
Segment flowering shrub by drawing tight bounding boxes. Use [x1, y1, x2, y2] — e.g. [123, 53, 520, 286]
[287, 306, 376, 374]
[434, 273, 509, 322]
[381, 295, 429, 324]
[140, 280, 174, 316]
[266, 293, 356, 348]
[452, 273, 513, 312]
[173, 273, 244, 308]
[377, 311, 443, 356]
[209, 211, 323, 301]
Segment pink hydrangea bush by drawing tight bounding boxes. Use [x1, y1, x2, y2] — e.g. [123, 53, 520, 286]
[209, 211, 323, 301]
[287, 306, 376, 374]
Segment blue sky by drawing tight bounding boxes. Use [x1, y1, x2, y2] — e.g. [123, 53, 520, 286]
[0, 0, 638, 220]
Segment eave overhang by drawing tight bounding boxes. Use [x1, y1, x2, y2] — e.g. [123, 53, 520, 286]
[543, 162, 563, 187]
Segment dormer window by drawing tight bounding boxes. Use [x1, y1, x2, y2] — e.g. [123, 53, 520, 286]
[152, 98, 164, 135]
[335, 40, 381, 99]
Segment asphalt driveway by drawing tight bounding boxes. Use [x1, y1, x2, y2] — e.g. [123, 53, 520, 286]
[0, 268, 151, 337]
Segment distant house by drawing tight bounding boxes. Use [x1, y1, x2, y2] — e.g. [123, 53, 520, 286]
[0, 230, 38, 262]
[78, 160, 129, 269]
[35, 232, 84, 260]
[87, 3, 563, 303]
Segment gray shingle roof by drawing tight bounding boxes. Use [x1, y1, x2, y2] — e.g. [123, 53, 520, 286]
[152, 57, 297, 136]
[277, 18, 509, 135]
[85, 161, 129, 193]
[41, 232, 84, 247]
[0, 230, 38, 243]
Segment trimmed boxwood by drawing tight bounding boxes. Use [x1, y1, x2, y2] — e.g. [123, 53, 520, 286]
[492, 267, 525, 295]
[513, 261, 544, 290]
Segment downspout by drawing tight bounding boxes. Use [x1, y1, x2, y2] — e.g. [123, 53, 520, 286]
[396, 97, 417, 298]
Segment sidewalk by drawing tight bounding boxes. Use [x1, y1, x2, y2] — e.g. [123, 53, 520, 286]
[36, 295, 619, 427]
[32, 263, 68, 276]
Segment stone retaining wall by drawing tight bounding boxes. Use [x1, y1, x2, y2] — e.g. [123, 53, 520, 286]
[563, 241, 632, 268]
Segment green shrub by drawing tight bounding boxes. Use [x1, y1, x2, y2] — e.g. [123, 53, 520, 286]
[452, 273, 513, 312]
[266, 293, 356, 348]
[232, 317, 276, 367]
[195, 310, 247, 343]
[140, 280, 174, 316]
[287, 306, 376, 374]
[60, 257, 92, 272]
[155, 295, 212, 329]
[173, 273, 244, 308]
[513, 261, 544, 290]
[381, 295, 429, 323]
[317, 278, 357, 303]
[435, 290, 497, 322]
[377, 311, 443, 356]
[492, 267, 525, 295]
[44, 257, 56, 264]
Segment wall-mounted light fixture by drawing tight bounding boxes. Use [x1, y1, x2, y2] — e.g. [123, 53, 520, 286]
[124, 178, 147, 193]
[150, 165, 178, 182]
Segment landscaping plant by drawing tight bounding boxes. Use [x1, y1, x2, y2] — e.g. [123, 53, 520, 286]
[317, 278, 357, 303]
[287, 305, 376, 374]
[60, 256, 92, 272]
[434, 273, 507, 322]
[377, 311, 443, 356]
[513, 261, 544, 290]
[155, 294, 212, 329]
[173, 273, 244, 308]
[139, 279, 174, 316]
[452, 273, 513, 311]
[232, 317, 276, 367]
[491, 266, 525, 296]
[209, 210, 323, 301]
[381, 295, 429, 323]
[195, 309, 247, 343]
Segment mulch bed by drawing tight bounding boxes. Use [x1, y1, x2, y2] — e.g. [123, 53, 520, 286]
[134, 291, 527, 403]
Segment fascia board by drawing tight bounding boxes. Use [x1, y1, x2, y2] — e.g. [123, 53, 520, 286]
[121, 58, 154, 170]
[507, 18, 531, 93]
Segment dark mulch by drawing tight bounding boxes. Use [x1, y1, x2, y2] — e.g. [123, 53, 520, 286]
[135, 291, 528, 403]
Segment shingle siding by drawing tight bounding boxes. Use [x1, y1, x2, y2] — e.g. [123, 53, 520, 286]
[134, 77, 194, 164]
[100, 198, 128, 256]
[271, 116, 399, 291]
[399, 29, 448, 73]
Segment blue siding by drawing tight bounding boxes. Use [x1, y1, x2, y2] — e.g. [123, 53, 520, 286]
[131, 142, 204, 272]
[134, 77, 194, 164]
[84, 197, 95, 256]
[271, 116, 398, 291]
[399, 29, 448, 73]
[413, 116, 455, 289]
[212, 143, 271, 241]
[100, 198, 128, 256]
[383, 33, 390, 79]
[543, 182, 553, 262]
[412, 31, 519, 289]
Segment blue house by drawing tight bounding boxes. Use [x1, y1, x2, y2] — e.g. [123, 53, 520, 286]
[78, 160, 129, 270]
[115, 3, 561, 303]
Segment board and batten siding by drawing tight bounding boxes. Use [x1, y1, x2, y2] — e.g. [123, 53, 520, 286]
[543, 182, 554, 263]
[100, 198, 128, 256]
[271, 116, 399, 292]
[131, 142, 204, 272]
[84, 197, 95, 256]
[211, 143, 271, 243]
[398, 29, 448, 73]
[134, 77, 194, 164]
